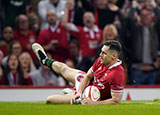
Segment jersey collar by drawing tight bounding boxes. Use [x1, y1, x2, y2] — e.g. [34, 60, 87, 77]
[108, 59, 122, 69]
[49, 21, 59, 32]
[83, 25, 99, 32]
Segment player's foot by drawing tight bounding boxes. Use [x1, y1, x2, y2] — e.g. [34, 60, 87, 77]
[32, 43, 56, 67]
[32, 43, 47, 64]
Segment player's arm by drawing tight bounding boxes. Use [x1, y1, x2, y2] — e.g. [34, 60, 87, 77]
[78, 68, 93, 94]
[82, 92, 123, 105]
[70, 67, 93, 104]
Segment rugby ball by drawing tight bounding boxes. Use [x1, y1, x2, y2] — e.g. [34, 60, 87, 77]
[82, 86, 100, 101]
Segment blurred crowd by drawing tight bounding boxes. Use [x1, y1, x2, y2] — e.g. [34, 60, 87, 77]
[0, 0, 160, 86]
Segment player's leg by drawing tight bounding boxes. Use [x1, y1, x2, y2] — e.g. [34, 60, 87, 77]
[32, 43, 81, 84]
[46, 93, 74, 104]
[51, 61, 80, 84]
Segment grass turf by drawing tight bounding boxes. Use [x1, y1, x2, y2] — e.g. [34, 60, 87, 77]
[0, 101, 160, 115]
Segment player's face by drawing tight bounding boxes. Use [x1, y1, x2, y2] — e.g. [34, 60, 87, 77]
[100, 46, 113, 66]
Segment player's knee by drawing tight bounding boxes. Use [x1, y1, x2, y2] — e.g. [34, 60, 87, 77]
[61, 65, 68, 74]
[46, 95, 55, 104]
[46, 96, 51, 104]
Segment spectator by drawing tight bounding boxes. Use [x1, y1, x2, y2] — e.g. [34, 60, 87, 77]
[65, 0, 84, 27]
[0, 50, 4, 82]
[65, 59, 75, 69]
[19, 52, 36, 79]
[29, 53, 65, 86]
[154, 51, 160, 84]
[27, 12, 40, 38]
[0, 54, 32, 86]
[127, 0, 160, 85]
[62, 7, 103, 60]
[81, 0, 121, 29]
[103, 24, 118, 41]
[37, 9, 70, 62]
[13, 14, 37, 60]
[0, 0, 5, 38]
[3, 0, 27, 28]
[62, 6, 103, 71]
[156, 0, 160, 6]
[69, 39, 81, 67]
[2, 40, 22, 66]
[38, 0, 66, 29]
[95, 24, 119, 59]
[0, 26, 14, 56]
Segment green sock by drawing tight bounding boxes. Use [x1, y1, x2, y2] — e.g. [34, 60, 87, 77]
[44, 58, 56, 67]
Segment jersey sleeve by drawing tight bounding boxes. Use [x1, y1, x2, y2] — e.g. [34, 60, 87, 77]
[69, 24, 81, 39]
[110, 68, 125, 93]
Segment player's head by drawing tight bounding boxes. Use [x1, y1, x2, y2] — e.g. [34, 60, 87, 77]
[100, 40, 122, 66]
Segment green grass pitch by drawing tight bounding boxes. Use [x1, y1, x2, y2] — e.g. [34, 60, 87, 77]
[0, 101, 160, 115]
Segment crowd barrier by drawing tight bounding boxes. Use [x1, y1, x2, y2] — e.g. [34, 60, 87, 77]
[0, 85, 160, 102]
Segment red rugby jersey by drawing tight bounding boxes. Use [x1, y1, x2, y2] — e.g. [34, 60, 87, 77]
[69, 25, 103, 58]
[13, 30, 36, 60]
[37, 21, 69, 62]
[91, 57, 125, 100]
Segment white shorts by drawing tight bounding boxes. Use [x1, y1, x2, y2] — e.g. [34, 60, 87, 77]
[74, 71, 86, 92]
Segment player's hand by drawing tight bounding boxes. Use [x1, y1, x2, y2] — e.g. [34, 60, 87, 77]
[81, 98, 95, 105]
[70, 92, 82, 104]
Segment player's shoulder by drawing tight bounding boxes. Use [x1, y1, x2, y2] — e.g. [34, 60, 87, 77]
[112, 65, 124, 73]
[116, 65, 124, 71]
[111, 65, 125, 79]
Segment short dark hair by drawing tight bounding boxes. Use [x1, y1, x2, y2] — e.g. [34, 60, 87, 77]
[103, 40, 122, 56]
[8, 40, 22, 54]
